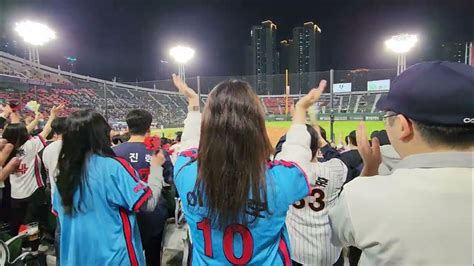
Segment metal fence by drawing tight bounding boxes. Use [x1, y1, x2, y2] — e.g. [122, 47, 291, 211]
[0, 68, 395, 132]
[125, 68, 397, 95]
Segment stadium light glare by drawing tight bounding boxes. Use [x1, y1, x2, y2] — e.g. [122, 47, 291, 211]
[15, 21, 56, 46]
[169, 46, 195, 64]
[385, 34, 418, 54]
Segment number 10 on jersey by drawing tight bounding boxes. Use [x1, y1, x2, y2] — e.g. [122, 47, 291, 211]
[197, 218, 254, 264]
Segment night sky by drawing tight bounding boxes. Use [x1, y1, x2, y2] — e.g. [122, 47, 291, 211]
[1, 0, 472, 81]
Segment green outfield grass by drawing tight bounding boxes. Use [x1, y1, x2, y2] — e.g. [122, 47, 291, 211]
[266, 120, 385, 138]
[152, 120, 385, 141]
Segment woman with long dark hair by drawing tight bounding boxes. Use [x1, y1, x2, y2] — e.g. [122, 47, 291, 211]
[172, 74, 326, 265]
[2, 105, 63, 234]
[52, 109, 165, 266]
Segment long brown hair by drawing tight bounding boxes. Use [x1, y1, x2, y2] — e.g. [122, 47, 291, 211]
[196, 80, 273, 229]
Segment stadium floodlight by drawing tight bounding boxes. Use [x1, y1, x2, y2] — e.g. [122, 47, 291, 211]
[385, 34, 417, 54]
[15, 20, 56, 64]
[15, 21, 56, 46]
[170, 46, 195, 64]
[385, 34, 418, 75]
[169, 46, 195, 81]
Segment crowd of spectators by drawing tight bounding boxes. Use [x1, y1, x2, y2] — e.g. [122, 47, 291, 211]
[0, 61, 472, 265]
[0, 86, 188, 127]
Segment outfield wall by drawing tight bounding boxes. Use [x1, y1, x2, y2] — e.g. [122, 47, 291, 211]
[266, 113, 384, 122]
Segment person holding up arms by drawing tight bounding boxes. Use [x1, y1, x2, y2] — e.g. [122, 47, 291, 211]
[329, 61, 473, 265]
[52, 109, 165, 266]
[172, 74, 326, 265]
[3, 104, 64, 234]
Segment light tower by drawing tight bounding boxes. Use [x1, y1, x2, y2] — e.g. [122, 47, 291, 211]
[15, 20, 56, 65]
[385, 34, 418, 75]
[169, 46, 195, 81]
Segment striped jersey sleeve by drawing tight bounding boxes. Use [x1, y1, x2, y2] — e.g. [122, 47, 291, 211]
[106, 157, 152, 212]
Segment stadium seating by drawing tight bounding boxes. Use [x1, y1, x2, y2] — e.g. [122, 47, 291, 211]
[0, 52, 386, 126]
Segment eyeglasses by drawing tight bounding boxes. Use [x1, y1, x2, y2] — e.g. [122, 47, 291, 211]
[382, 113, 398, 120]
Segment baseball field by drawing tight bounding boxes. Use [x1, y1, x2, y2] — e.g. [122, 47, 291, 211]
[152, 121, 385, 146]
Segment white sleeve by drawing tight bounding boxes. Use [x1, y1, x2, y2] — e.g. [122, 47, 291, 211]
[274, 124, 315, 184]
[30, 135, 47, 154]
[326, 158, 348, 185]
[180, 111, 201, 151]
[140, 165, 164, 212]
[328, 191, 357, 247]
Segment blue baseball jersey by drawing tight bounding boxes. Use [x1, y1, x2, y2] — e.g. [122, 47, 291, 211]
[174, 149, 311, 266]
[113, 142, 171, 246]
[52, 154, 150, 266]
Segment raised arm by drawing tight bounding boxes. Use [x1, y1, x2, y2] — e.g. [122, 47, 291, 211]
[275, 80, 327, 183]
[26, 112, 42, 133]
[39, 105, 64, 139]
[172, 74, 201, 151]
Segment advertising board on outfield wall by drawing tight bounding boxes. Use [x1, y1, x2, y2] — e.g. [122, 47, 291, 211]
[367, 79, 390, 91]
[267, 114, 383, 121]
[332, 83, 352, 93]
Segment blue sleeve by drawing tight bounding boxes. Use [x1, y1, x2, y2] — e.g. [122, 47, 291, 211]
[271, 160, 311, 206]
[107, 157, 151, 212]
[52, 187, 60, 216]
[173, 148, 198, 181]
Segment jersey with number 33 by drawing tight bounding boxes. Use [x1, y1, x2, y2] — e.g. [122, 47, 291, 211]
[286, 158, 347, 266]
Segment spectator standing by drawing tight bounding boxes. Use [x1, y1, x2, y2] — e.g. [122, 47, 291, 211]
[0, 104, 13, 208]
[113, 109, 171, 266]
[329, 61, 474, 265]
[340, 130, 363, 183]
[172, 74, 326, 265]
[2, 105, 63, 234]
[275, 125, 348, 266]
[53, 109, 165, 265]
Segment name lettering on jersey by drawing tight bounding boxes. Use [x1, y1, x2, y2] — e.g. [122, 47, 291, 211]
[315, 177, 328, 188]
[17, 148, 25, 158]
[144, 154, 152, 163]
[187, 191, 267, 219]
[245, 199, 267, 218]
[129, 153, 139, 163]
[187, 191, 198, 207]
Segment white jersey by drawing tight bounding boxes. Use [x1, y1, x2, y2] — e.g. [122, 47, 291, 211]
[286, 158, 347, 265]
[10, 135, 46, 199]
[42, 140, 62, 201]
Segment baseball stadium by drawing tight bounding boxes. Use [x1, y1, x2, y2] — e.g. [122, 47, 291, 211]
[1, 2, 472, 263]
[0, 51, 389, 145]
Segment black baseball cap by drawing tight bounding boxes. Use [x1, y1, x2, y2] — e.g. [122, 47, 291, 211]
[376, 61, 474, 125]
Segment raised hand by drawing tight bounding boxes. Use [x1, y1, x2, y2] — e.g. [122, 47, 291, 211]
[151, 149, 166, 167]
[172, 74, 199, 106]
[356, 122, 382, 176]
[34, 112, 43, 121]
[0, 139, 20, 181]
[296, 80, 327, 111]
[50, 104, 65, 117]
[293, 80, 327, 124]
